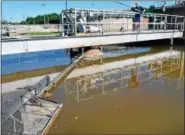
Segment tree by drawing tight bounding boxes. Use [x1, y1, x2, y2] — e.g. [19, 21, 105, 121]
[145, 5, 155, 13]
[23, 13, 61, 24]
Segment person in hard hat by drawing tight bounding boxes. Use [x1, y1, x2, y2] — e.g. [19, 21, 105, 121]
[131, 2, 145, 31]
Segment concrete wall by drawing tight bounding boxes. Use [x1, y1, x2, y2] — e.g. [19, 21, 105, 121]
[2, 18, 148, 35]
[100, 18, 148, 32]
[101, 18, 133, 32]
[2, 31, 183, 55]
[2, 24, 61, 34]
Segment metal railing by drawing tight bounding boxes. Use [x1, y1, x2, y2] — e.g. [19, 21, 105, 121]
[155, 1, 185, 9]
[2, 8, 185, 38]
[62, 8, 185, 36]
[1, 24, 62, 38]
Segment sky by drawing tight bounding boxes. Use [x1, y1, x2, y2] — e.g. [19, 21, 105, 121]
[2, 1, 156, 22]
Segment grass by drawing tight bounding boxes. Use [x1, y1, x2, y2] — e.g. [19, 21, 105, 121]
[26, 31, 60, 36]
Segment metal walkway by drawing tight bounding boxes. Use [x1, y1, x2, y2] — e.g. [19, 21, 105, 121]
[2, 9, 185, 55]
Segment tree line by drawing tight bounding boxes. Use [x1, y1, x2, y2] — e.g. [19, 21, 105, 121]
[20, 13, 61, 24]
[20, 5, 156, 24]
[2, 6, 155, 25]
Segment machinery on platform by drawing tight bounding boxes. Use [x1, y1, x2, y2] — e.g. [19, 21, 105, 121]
[61, 8, 132, 36]
[61, 8, 185, 37]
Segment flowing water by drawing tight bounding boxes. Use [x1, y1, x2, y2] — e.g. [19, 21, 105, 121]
[48, 45, 184, 134]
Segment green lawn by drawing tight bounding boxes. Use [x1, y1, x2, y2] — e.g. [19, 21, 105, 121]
[26, 31, 60, 36]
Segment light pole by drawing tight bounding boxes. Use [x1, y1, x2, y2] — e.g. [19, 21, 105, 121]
[65, 1, 68, 10]
[10, 17, 14, 31]
[41, 4, 46, 25]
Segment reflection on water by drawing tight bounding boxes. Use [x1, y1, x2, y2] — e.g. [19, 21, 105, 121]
[2, 46, 151, 83]
[2, 49, 71, 75]
[49, 46, 184, 134]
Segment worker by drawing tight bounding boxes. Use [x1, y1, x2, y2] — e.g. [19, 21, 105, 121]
[162, 2, 166, 12]
[131, 2, 145, 31]
[5, 25, 10, 37]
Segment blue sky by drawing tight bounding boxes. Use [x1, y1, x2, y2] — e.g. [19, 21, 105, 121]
[2, 1, 155, 22]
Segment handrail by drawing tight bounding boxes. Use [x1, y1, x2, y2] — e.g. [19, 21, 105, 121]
[63, 8, 185, 17]
[63, 22, 184, 25]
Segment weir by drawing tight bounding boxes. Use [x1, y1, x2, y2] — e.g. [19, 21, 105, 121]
[2, 7, 185, 135]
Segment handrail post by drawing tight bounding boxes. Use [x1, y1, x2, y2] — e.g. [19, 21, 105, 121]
[175, 16, 177, 30]
[170, 15, 173, 30]
[153, 14, 156, 32]
[122, 12, 125, 34]
[127, 13, 129, 31]
[165, 15, 167, 31]
[183, 17, 185, 31]
[139, 14, 141, 33]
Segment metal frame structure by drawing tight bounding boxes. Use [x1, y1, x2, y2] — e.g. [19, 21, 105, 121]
[61, 8, 185, 36]
[154, 1, 185, 9]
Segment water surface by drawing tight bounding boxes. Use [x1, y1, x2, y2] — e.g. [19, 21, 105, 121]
[48, 45, 184, 134]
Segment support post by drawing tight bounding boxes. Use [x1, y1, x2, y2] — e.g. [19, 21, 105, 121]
[170, 37, 174, 45]
[82, 47, 84, 55]
[170, 46, 173, 72]
[183, 17, 185, 44]
[100, 46, 103, 51]
[165, 15, 167, 31]
[175, 16, 177, 30]
[127, 14, 129, 31]
[153, 14, 156, 32]
[170, 15, 173, 30]
[160, 15, 162, 30]
[122, 12, 125, 34]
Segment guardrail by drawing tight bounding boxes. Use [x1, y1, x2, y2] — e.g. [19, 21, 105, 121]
[62, 8, 185, 36]
[2, 9, 185, 38]
[155, 1, 185, 9]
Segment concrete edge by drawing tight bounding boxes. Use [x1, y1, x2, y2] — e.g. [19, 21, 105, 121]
[41, 103, 63, 135]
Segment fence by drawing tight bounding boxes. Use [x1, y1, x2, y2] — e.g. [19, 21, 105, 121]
[155, 1, 185, 9]
[62, 8, 185, 36]
[2, 24, 62, 37]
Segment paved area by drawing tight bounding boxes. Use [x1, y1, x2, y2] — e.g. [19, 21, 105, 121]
[2, 29, 180, 42]
[2, 96, 62, 135]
